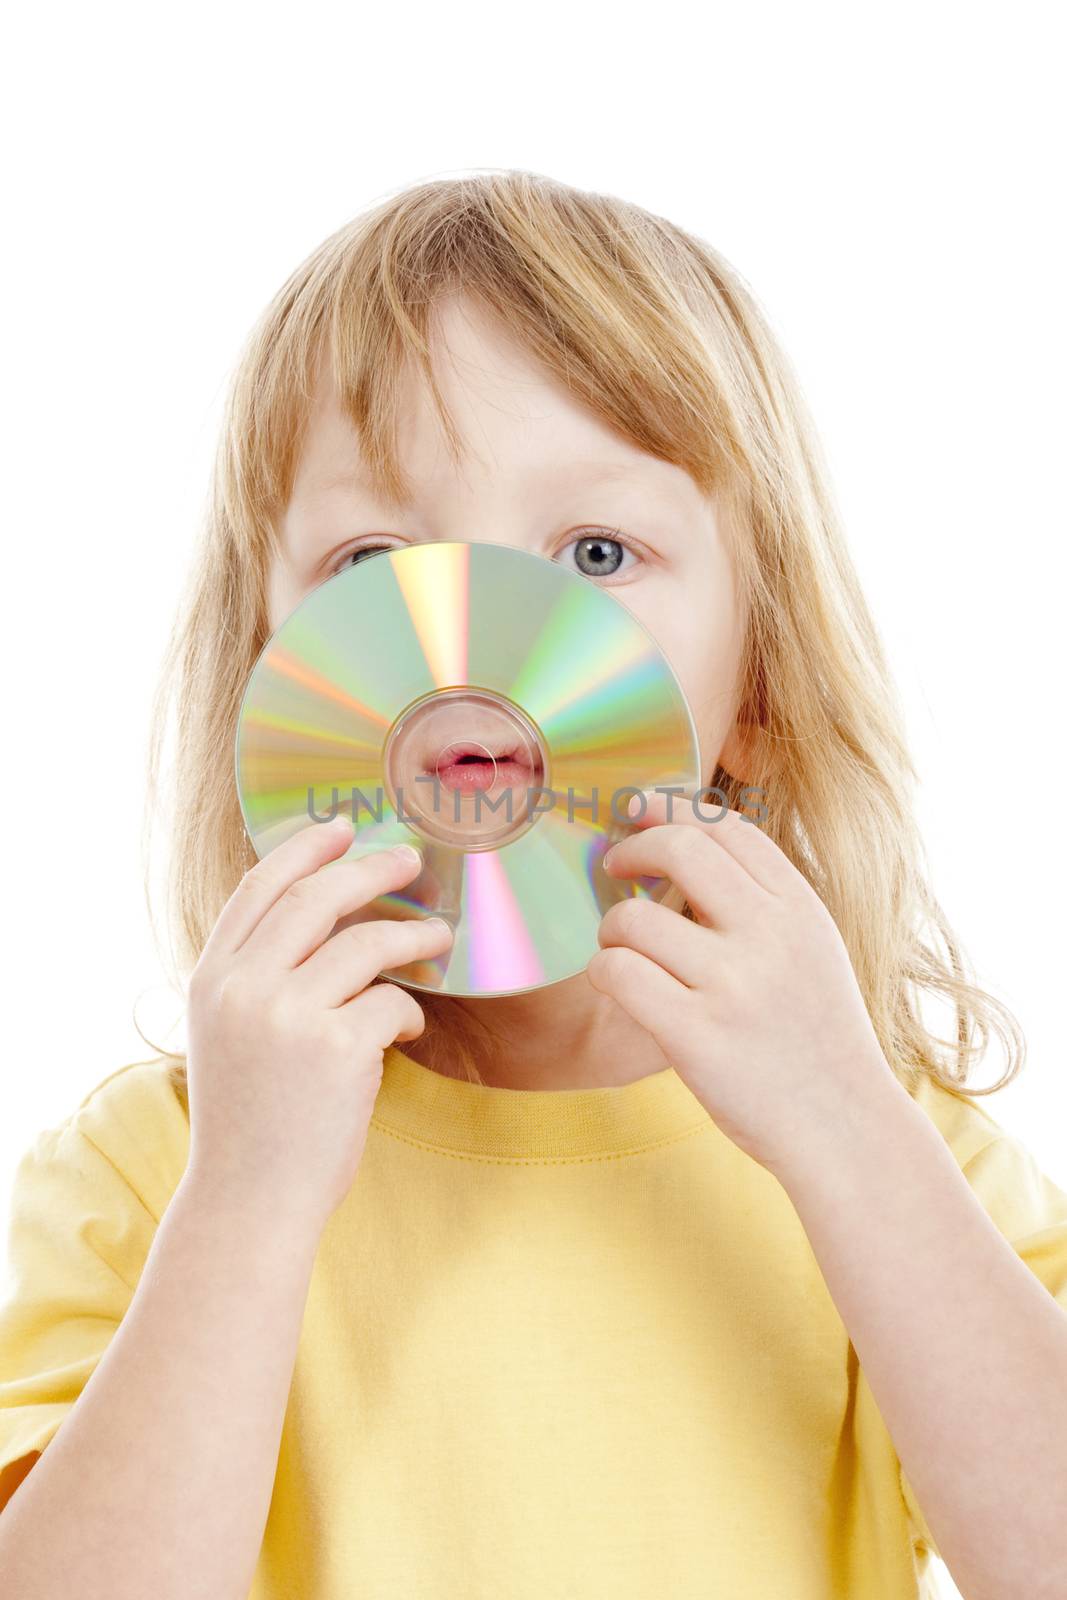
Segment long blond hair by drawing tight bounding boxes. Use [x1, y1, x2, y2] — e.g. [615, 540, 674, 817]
[141, 168, 1023, 1103]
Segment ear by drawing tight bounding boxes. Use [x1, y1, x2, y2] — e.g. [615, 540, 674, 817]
[716, 719, 761, 785]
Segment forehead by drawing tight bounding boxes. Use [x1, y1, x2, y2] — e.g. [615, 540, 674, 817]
[293, 300, 700, 513]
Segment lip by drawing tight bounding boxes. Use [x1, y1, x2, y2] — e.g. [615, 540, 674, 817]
[430, 741, 534, 794]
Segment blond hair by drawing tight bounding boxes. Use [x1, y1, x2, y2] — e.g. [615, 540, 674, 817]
[141, 168, 1023, 1103]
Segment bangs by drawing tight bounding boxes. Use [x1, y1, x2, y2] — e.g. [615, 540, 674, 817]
[235, 174, 739, 523]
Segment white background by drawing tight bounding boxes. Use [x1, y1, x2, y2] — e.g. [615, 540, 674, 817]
[1, 6, 1063, 1593]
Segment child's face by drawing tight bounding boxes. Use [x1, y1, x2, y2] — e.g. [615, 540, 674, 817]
[271, 295, 747, 787]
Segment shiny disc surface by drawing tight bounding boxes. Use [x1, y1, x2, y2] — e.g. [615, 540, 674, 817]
[235, 540, 701, 995]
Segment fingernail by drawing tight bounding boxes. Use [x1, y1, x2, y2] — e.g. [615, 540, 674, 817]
[392, 843, 422, 866]
[424, 916, 452, 933]
[626, 792, 645, 818]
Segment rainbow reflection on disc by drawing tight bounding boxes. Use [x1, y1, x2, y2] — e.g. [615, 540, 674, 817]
[234, 540, 701, 996]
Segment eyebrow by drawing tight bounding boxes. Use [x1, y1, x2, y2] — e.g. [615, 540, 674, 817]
[312, 456, 676, 501]
[524, 459, 658, 484]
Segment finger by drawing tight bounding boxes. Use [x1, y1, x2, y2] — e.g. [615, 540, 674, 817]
[237, 844, 427, 971]
[627, 791, 790, 897]
[329, 888, 458, 991]
[585, 944, 694, 1051]
[295, 915, 454, 1008]
[339, 933, 453, 993]
[597, 897, 716, 988]
[604, 823, 766, 929]
[203, 815, 357, 962]
[340, 978, 427, 1046]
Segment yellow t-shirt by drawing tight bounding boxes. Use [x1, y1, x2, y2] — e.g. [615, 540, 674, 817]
[2, 1048, 1066, 1598]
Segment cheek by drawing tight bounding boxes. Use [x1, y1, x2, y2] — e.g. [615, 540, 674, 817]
[624, 577, 742, 771]
[266, 560, 300, 634]
[673, 641, 735, 771]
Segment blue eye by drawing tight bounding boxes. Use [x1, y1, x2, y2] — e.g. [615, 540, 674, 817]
[332, 541, 397, 574]
[562, 531, 637, 580]
[330, 530, 640, 580]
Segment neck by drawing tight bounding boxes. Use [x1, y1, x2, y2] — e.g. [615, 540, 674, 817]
[404, 972, 673, 1090]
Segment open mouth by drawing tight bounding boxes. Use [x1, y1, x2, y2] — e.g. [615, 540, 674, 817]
[431, 740, 535, 794]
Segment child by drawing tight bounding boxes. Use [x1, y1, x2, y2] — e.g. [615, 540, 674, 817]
[1, 171, 1065, 1599]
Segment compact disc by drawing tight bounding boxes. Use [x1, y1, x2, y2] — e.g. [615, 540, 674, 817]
[234, 540, 701, 996]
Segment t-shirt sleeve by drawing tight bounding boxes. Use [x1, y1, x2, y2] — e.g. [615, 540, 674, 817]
[0, 1070, 182, 1512]
[899, 1129, 1067, 1559]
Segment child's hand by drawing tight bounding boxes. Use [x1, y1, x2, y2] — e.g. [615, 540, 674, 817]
[589, 790, 900, 1182]
[183, 817, 453, 1234]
